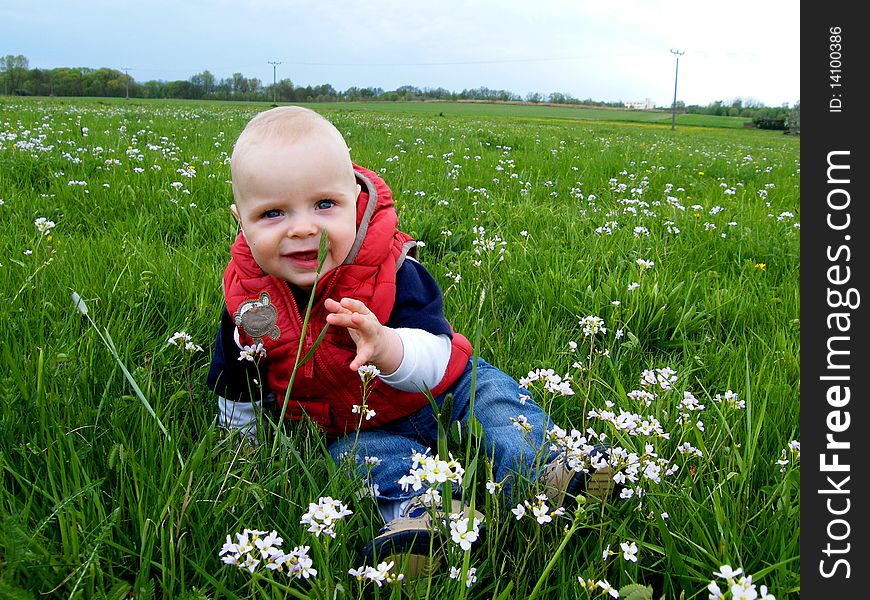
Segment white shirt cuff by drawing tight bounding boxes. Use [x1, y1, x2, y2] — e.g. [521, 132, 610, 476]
[379, 328, 452, 393]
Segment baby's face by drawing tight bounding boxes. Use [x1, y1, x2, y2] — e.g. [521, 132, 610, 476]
[231, 132, 359, 290]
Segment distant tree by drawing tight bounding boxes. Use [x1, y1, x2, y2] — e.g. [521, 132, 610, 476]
[231, 72, 248, 96]
[396, 85, 421, 99]
[2, 54, 29, 95]
[50, 67, 84, 96]
[141, 80, 165, 98]
[23, 68, 50, 95]
[164, 80, 197, 99]
[786, 100, 800, 135]
[273, 78, 294, 102]
[189, 70, 216, 98]
[525, 92, 542, 103]
[548, 92, 575, 104]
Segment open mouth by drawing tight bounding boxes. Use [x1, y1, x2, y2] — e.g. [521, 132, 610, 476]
[286, 250, 320, 267]
[289, 250, 318, 261]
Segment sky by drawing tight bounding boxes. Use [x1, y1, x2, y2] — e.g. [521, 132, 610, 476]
[2, 0, 800, 108]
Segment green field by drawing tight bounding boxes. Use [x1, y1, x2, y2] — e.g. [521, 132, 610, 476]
[0, 97, 799, 599]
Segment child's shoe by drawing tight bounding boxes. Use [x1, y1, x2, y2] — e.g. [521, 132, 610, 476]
[361, 497, 484, 578]
[541, 443, 618, 509]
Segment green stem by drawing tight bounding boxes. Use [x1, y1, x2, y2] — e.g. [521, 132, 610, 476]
[527, 508, 583, 600]
[270, 232, 330, 456]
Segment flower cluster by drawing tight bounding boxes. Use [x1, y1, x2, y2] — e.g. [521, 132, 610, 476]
[707, 565, 775, 600]
[775, 440, 800, 473]
[608, 444, 679, 499]
[449, 566, 478, 588]
[640, 367, 678, 391]
[588, 401, 669, 439]
[636, 258, 655, 270]
[299, 496, 353, 539]
[352, 403, 377, 421]
[357, 364, 381, 381]
[166, 331, 204, 353]
[519, 368, 575, 396]
[676, 391, 706, 425]
[512, 494, 564, 525]
[470, 225, 507, 267]
[348, 560, 404, 587]
[577, 576, 620, 598]
[219, 529, 316, 579]
[546, 426, 611, 473]
[713, 390, 745, 410]
[238, 343, 266, 362]
[396, 451, 464, 500]
[579, 315, 607, 337]
[34, 217, 56, 235]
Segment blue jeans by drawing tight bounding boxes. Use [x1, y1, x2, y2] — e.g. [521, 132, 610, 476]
[328, 359, 555, 503]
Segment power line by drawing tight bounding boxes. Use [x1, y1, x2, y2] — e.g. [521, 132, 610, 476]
[267, 60, 281, 103]
[277, 52, 645, 68]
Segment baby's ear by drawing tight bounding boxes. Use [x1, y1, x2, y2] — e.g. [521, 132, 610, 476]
[230, 204, 246, 237]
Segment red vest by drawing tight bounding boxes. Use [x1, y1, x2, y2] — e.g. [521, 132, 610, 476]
[223, 164, 473, 436]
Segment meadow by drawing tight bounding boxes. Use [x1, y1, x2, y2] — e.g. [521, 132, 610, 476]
[0, 97, 800, 599]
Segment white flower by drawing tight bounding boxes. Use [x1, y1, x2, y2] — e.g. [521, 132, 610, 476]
[620, 540, 638, 562]
[511, 503, 526, 520]
[449, 516, 481, 551]
[167, 331, 192, 346]
[300, 497, 352, 539]
[511, 415, 533, 433]
[714, 565, 743, 580]
[636, 258, 655, 270]
[34, 217, 57, 235]
[531, 501, 552, 524]
[579, 315, 607, 337]
[351, 404, 377, 420]
[730, 581, 759, 600]
[239, 343, 267, 362]
[597, 579, 620, 598]
[707, 581, 725, 599]
[628, 282, 640, 291]
[358, 364, 381, 380]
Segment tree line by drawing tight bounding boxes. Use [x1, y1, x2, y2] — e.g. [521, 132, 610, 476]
[1, 54, 796, 122]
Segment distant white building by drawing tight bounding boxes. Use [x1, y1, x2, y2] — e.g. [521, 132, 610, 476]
[625, 98, 655, 110]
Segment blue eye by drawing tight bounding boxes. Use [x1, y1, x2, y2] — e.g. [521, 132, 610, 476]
[316, 199, 335, 210]
[262, 209, 282, 218]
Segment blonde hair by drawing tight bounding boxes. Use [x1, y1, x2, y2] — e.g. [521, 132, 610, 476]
[230, 106, 349, 180]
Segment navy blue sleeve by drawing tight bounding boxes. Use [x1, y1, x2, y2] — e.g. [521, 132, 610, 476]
[206, 308, 271, 402]
[386, 258, 453, 337]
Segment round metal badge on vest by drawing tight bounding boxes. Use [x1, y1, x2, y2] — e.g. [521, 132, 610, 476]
[234, 291, 281, 343]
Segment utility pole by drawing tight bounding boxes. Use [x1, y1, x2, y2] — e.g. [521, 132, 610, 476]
[122, 67, 131, 99]
[670, 50, 684, 130]
[268, 61, 281, 103]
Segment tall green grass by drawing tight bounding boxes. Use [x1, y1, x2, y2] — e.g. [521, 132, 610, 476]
[0, 97, 799, 599]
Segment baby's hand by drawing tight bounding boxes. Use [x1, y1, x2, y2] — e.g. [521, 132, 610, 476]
[324, 297, 403, 373]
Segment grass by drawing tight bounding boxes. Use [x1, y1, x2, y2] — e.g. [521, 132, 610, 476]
[0, 96, 799, 599]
